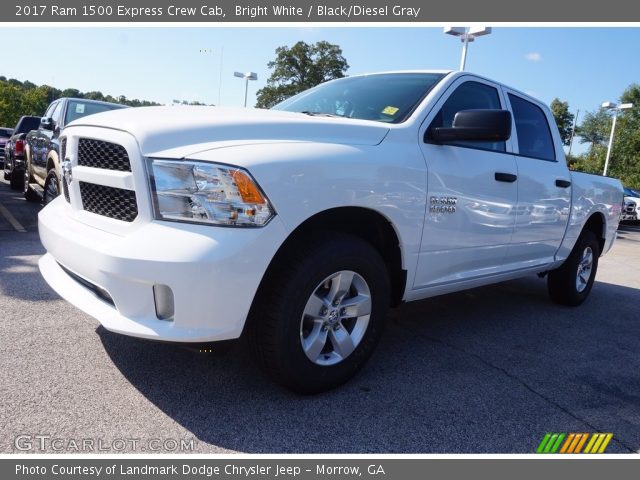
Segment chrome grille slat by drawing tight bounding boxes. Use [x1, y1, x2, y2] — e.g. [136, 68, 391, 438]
[60, 137, 67, 161]
[62, 178, 70, 203]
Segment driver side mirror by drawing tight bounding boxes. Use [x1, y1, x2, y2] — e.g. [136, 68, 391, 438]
[40, 117, 54, 131]
[428, 109, 512, 143]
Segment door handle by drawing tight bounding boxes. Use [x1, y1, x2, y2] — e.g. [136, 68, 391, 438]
[495, 172, 517, 183]
[555, 179, 571, 188]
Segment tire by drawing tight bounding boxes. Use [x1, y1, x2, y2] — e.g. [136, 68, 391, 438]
[9, 167, 23, 191]
[548, 230, 599, 306]
[23, 160, 39, 203]
[247, 232, 390, 394]
[43, 169, 60, 205]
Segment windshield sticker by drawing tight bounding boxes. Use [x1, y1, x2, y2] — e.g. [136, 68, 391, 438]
[382, 106, 399, 116]
[75, 104, 85, 114]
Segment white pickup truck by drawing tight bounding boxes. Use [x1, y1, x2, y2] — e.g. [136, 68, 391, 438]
[38, 71, 623, 393]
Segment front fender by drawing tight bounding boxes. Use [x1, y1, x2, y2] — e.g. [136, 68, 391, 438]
[186, 140, 428, 279]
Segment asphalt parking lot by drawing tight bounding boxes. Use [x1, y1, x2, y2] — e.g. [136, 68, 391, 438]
[1, 177, 639, 454]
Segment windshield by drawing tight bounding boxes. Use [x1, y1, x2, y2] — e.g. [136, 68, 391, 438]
[272, 73, 446, 123]
[0, 129, 12, 138]
[65, 100, 127, 124]
[624, 187, 640, 197]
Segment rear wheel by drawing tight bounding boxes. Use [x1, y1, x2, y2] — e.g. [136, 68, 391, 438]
[43, 170, 60, 205]
[548, 230, 600, 306]
[248, 233, 390, 393]
[9, 166, 23, 191]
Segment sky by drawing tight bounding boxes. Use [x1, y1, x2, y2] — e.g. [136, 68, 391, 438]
[1, 26, 639, 155]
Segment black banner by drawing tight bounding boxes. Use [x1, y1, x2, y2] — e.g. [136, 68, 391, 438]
[4, 458, 640, 480]
[3, 0, 640, 22]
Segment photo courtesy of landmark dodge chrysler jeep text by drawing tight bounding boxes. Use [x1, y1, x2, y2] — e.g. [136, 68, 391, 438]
[38, 71, 622, 393]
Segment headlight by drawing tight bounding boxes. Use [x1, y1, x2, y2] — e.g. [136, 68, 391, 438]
[147, 159, 274, 227]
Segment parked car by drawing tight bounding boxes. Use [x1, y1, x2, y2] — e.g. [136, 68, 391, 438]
[0, 127, 14, 166]
[621, 187, 640, 223]
[3, 116, 41, 190]
[23, 98, 127, 203]
[38, 71, 623, 393]
[622, 198, 637, 222]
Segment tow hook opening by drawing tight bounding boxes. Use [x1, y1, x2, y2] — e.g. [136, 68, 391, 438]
[153, 284, 175, 321]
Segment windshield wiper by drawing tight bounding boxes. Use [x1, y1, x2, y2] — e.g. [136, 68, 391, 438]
[300, 111, 345, 118]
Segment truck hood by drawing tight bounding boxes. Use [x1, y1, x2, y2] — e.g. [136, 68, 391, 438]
[66, 106, 390, 157]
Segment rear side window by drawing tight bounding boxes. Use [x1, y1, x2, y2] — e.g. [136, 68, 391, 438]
[509, 94, 556, 161]
[429, 81, 505, 152]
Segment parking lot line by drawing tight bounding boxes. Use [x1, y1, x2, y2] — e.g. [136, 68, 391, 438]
[0, 203, 27, 232]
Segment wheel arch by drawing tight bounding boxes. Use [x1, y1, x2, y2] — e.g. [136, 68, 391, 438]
[46, 151, 60, 174]
[249, 206, 407, 331]
[582, 211, 606, 255]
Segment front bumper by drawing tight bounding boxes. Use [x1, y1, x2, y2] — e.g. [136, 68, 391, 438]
[39, 197, 288, 342]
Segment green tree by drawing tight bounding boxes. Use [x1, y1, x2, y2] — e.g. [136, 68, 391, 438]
[550, 98, 574, 146]
[22, 86, 51, 116]
[61, 88, 82, 98]
[256, 40, 349, 109]
[573, 84, 640, 188]
[0, 83, 24, 126]
[0, 77, 165, 128]
[608, 84, 640, 188]
[576, 108, 611, 148]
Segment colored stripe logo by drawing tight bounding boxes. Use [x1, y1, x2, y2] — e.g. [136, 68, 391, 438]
[536, 433, 613, 454]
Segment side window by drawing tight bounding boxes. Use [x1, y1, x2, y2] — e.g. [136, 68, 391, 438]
[50, 102, 62, 126]
[44, 102, 57, 119]
[429, 81, 505, 152]
[509, 94, 556, 161]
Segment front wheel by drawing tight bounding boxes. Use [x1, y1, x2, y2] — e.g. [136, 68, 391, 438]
[43, 170, 60, 205]
[248, 233, 390, 394]
[548, 230, 600, 306]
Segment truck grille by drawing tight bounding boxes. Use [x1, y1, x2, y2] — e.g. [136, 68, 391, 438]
[78, 138, 131, 172]
[79, 182, 138, 222]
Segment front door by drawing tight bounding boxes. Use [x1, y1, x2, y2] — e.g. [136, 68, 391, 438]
[415, 77, 518, 290]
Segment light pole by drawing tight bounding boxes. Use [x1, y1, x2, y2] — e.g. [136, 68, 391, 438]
[601, 101, 633, 177]
[200, 48, 224, 106]
[444, 26, 492, 71]
[233, 71, 258, 107]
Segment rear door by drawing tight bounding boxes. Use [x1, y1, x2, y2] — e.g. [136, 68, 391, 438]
[415, 77, 518, 289]
[502, 90, 571, 267]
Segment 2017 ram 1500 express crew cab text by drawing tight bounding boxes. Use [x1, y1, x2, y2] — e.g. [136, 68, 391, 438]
[38, 71, 622, 392]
